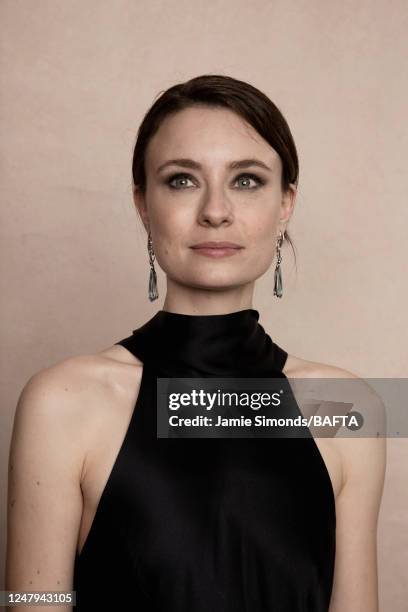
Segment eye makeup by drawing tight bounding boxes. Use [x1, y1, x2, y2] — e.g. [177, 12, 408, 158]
[164, 172, 267, 190]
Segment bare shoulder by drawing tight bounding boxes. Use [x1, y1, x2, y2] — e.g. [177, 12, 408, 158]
[13, 347, 143, 472]
[284, 352, 386, 489]
[283, 353, 359, 379]
[17, 349, 138, 418]
[284, 353, 386, 428]
[285, 351, 386, 433]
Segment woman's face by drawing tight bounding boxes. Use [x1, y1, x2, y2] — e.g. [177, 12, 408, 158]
[136, 106, 296, 292]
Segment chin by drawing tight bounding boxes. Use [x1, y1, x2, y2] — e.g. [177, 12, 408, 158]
[184, 275, 248, 290]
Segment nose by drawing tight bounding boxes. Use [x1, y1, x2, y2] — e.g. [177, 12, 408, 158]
[197, 185, 233, 227]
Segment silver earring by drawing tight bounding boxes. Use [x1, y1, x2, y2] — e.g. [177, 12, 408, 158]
[273, 231, 284, 298]
[147, 230, 159, 302]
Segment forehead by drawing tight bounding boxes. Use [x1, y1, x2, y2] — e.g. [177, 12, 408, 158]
[145, 106, 280, 170]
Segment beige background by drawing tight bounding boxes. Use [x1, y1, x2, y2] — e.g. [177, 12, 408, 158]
[1, 1, 407, 609]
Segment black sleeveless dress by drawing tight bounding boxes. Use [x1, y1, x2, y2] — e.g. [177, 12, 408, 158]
[73, 309, 336, 611]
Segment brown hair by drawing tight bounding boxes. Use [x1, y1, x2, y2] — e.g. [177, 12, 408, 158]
[132, 74, 298, 265]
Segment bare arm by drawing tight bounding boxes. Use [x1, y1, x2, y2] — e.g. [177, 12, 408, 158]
[5, 362, 87, 611]
[329, 392, 387, 611]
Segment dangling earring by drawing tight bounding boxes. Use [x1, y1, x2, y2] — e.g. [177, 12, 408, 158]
[147, 230, 159, 302]
[273, 230, 284, 298]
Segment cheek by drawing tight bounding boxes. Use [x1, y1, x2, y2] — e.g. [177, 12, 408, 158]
[245, 218, 279, 268]
[149, 198, 183, 237]
[149, 210, 191, 257]
[247, 215, 278, 246]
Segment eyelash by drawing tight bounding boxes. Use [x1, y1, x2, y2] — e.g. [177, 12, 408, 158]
[165, 172, 266, 190]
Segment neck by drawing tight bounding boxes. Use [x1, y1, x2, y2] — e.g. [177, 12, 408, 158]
[162, 279, 255, 316]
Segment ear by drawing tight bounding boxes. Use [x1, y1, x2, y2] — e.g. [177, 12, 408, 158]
[280, 183, 297, 230]
[133, 186, 149, 231]
[133, 185, 150, 231]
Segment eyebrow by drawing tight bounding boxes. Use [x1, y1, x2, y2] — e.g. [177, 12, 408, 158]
[156, 158, 273, 174]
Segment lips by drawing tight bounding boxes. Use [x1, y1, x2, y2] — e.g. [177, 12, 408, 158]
[189, 242, 244, 259]
[190, 242, 243, 249]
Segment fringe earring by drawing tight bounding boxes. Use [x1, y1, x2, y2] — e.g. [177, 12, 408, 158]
[147, 230, 159, 302]
[273, 231, 284, 298]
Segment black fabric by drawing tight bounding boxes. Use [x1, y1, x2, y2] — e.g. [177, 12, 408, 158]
[73, 308, 336, 611]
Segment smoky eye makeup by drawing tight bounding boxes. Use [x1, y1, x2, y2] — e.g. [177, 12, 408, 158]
[164, 173, 196, 189]
[164, 172, 267, 190]
[234, 173, 267, 189]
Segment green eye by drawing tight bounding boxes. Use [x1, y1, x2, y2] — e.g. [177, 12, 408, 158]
[165, 172, 265, 190]
[235, 174, 264, 189]
[167, 174, 195, 189]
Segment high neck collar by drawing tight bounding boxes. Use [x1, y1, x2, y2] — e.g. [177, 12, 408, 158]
[120, 308, 288, 378]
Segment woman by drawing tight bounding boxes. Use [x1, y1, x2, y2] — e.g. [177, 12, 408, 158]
[6, 74, 386, 611]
